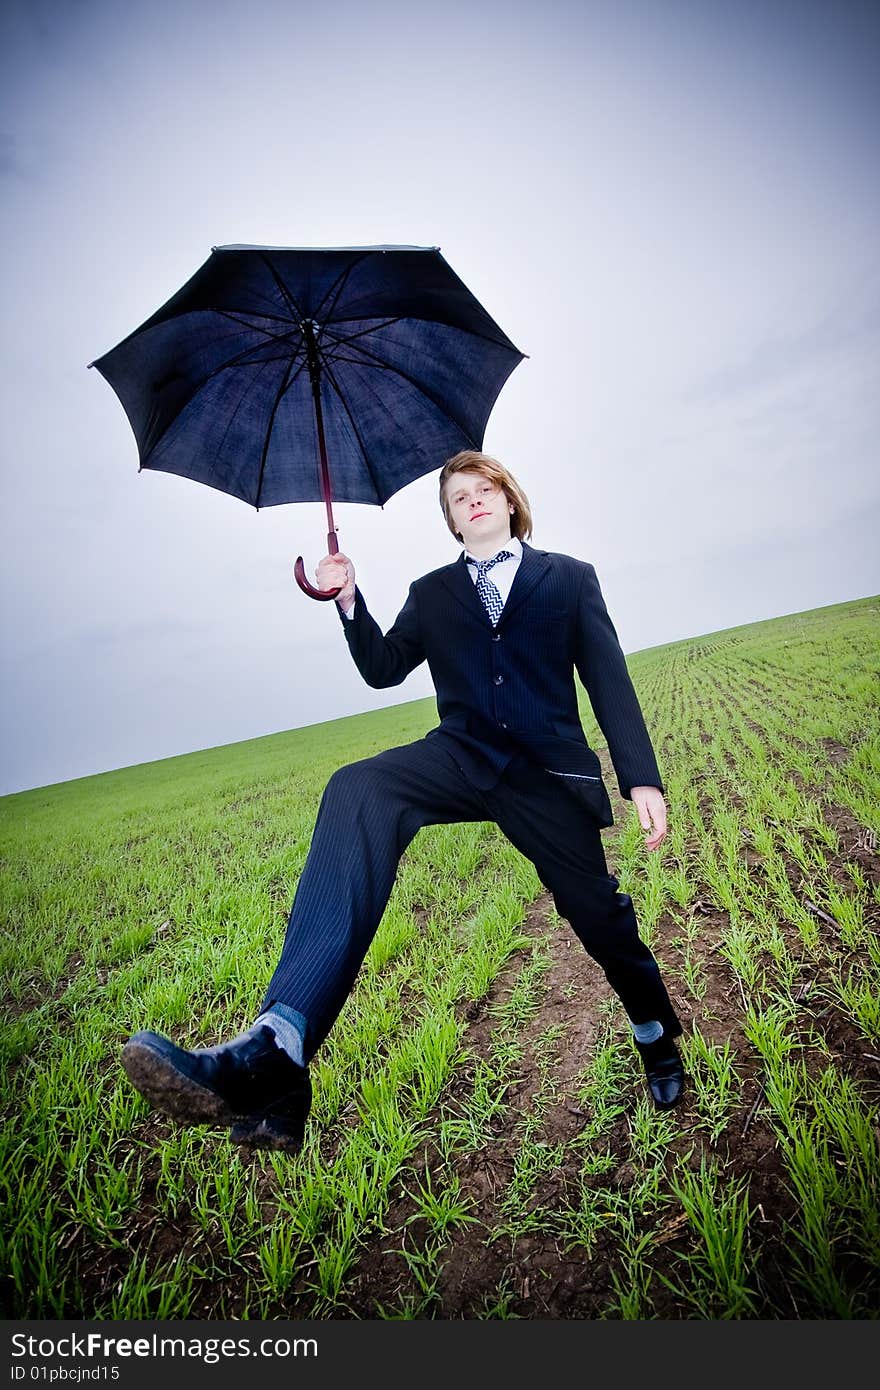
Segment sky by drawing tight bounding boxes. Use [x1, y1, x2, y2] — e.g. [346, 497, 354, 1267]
[1, 0, 878, 797]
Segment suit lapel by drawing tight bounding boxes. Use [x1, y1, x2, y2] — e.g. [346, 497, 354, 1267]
[497, 543, 551, 626]
[437, 543, 551, 626]
[439, 552, 493, 627]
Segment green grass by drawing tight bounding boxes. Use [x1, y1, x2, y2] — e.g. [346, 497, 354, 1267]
[2, 593, 879, 1318]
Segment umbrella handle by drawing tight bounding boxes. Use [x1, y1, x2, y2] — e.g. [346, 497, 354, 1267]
[293, 555, 343, 601]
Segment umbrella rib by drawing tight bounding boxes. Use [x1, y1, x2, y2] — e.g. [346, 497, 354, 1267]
[313, 254, 374, 324]
[277, 354, 310, 399]
[318, 354, 408, 371]
[178, 312, 304, 383]
[214, 310, 303, 349]
[159, 353, 279, 483]
[259, 253, 306, 323]
[320, 338, 466, 502]
[325, 311, 518, 354]
[254, 357, 300, 510]
[215, 307, 300, 329]
[201, 342, 306, 385]
[318, 356, 386, 505]
[319, 318, 405, 349]
[213, 351, 305, 370]
[316, 330, 480, 443]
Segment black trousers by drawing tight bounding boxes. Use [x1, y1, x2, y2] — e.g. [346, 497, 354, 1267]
[262, 736, 681, 1062]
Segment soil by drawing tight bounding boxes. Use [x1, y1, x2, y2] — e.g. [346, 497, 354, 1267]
[334, 895, 878, 1319]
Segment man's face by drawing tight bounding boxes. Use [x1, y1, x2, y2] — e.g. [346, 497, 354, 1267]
[445, 470, 513, 551]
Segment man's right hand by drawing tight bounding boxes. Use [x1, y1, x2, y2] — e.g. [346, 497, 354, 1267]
[316, 552, 356, 613]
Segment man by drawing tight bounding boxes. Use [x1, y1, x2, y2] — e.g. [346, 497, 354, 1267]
[122, 452, 684, 1153]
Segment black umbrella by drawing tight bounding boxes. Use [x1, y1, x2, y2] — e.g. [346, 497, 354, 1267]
[89, 244, 525, 599]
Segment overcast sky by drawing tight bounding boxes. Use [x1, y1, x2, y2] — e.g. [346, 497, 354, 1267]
[2, 0, 878, 797]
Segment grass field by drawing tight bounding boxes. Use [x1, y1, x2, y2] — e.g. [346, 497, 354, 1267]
[1, 593, 878, 1319]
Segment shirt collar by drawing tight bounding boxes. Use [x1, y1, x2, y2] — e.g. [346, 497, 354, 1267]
[464, 535, 523, 566]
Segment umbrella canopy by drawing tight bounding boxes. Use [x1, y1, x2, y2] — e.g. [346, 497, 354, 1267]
[90, 243, 524, 509]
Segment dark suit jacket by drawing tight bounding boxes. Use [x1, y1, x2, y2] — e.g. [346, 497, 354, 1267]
[337, 541, 663, 827]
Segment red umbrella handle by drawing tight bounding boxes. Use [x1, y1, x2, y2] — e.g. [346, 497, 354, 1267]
[293, 555, 342, 601]
[293, 527, 342, 601]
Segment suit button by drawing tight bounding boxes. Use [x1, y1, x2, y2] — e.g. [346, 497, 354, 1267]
[492, 633, 501, 642]
[500, 721, 508, 729]
[493, 674, 504, 684]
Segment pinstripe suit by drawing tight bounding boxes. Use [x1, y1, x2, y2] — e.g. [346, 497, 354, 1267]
[263, 542, 680, 1059]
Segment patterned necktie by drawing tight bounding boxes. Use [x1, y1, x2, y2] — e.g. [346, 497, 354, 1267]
[467, 550, 513, 626]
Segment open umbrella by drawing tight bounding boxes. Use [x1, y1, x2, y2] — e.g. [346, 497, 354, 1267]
[89, 244, 525, 599]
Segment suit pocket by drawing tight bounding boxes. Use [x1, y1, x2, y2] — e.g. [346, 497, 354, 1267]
[543, 768, 614, 827]
[544, 769, 601, 783]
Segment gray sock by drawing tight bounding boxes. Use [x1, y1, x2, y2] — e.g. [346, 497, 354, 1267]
[254, 1007, 306, 1068]
[629, 1018, 664, 1045]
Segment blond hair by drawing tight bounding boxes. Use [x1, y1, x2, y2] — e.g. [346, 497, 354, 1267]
[438, 450, 533, 544]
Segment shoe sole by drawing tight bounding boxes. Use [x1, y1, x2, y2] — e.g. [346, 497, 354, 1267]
[121, 1034, 241, 1126]
[122, 1034, 308, 1152]
[229, 1117, 305, 1155]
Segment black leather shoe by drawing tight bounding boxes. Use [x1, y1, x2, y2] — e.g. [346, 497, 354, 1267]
[636, 1035, 685, 1109]
[121, 1025, 311, 1152]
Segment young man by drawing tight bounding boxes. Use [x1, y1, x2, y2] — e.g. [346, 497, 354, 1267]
[122, 452, 684, 1152]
